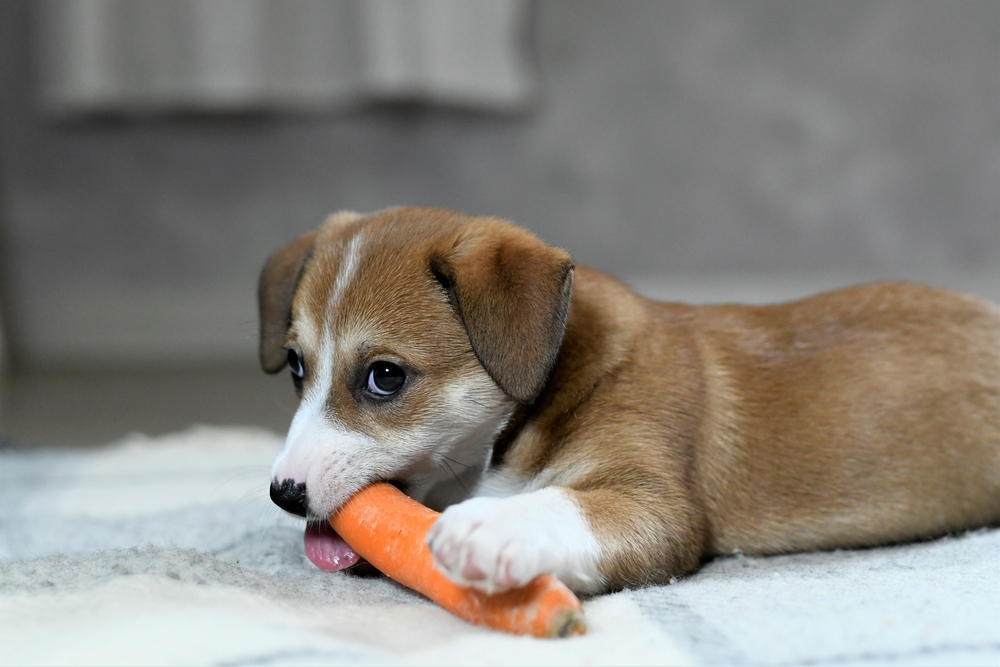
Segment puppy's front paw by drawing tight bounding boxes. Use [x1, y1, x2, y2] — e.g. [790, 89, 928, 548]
[426, 496, 550, 594]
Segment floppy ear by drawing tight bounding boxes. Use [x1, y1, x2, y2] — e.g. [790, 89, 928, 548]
[258, 231, 316, 373]
[431, 220, 574, 404]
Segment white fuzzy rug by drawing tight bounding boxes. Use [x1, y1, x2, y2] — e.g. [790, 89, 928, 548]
[1, 427, 998, 666]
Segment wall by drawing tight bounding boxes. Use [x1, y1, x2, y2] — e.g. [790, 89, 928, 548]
[1, 1, 997, 367]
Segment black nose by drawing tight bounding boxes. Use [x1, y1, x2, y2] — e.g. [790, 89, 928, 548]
[270, 478, 308, 517]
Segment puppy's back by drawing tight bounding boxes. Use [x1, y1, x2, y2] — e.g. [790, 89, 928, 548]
[688, 283, 1000, 555]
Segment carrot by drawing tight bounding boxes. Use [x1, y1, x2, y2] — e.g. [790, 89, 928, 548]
[328, 483, 587, 638]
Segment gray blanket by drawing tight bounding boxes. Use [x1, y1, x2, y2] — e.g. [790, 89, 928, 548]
[1, 427, 997, 665]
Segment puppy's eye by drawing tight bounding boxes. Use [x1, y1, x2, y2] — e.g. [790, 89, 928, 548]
[287, 349, 305, 391]
[367, 362, 406, 396]
[287, 349, 304, 377]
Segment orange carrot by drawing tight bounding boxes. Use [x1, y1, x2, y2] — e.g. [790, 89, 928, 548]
[328, 483, 586, 638]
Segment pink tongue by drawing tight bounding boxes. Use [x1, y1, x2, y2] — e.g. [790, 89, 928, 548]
[304, 521, 361, 572]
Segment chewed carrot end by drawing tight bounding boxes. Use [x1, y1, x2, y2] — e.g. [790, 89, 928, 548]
[552, 609, 587, 638]
[329, 483, 587, 638]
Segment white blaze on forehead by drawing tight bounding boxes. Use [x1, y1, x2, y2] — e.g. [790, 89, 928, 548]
[327, 231, 365, 326]
[289, 229, 364, 355]
[315, 230, 366, 383]
[271, 229, 380, 515]
[284, 229, 366, 449]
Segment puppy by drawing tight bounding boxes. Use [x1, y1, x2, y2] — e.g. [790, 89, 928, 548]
[260, 207, 1000, 594]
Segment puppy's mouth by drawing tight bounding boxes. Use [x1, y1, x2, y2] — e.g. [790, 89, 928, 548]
[303, 520, 361, 572]
[301, 480, 406, 573]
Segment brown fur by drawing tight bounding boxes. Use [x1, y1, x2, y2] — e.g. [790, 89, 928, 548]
[260, 207, 1000, 591]
[258, 230, 316, 372]
[508, 273, 1000, 588]
[431, 220, 574, 403]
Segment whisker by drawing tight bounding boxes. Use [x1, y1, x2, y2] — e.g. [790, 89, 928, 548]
[220, 465, 272, 483]
[442, 455, 474, 469]
[234, 487, 271, 505]
[440, 460, 471, 500]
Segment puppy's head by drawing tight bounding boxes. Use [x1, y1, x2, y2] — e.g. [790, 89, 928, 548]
[259, 207, 574, 520]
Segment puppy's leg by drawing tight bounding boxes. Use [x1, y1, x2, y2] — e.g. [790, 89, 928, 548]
[568, 486, 706, 590]
[427, 485, 703, 594]
[426, 487, 605, 594]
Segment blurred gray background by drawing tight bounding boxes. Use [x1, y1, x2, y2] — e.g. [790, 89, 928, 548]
[0, 0, 997, 445]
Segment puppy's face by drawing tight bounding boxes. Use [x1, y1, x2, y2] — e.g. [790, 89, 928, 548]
[259, 208, 574, 519]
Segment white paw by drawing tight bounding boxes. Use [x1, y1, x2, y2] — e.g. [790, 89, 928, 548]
[426, 496, 556, 594]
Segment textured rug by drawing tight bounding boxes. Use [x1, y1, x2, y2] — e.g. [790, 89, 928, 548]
[1, 426, 997, 666]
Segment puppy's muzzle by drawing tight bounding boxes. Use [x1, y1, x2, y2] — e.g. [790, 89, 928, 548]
[270, 478, 308, 517]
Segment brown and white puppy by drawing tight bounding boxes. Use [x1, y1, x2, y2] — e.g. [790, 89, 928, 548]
[260, 206, 1000, 594]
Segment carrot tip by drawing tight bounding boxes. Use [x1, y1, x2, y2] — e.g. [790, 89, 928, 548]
[552, 610, 588, 638]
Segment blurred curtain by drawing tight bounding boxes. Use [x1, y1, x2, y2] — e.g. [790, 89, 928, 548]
[36, 0, 534, 114]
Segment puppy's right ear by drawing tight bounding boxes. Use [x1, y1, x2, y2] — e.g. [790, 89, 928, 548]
[431, 220, 574, 404]
[258, 231, 316, 373]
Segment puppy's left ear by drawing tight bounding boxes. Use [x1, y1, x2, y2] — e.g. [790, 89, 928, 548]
[432, 219, 574, 404]
[258, 231, 316, 373]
